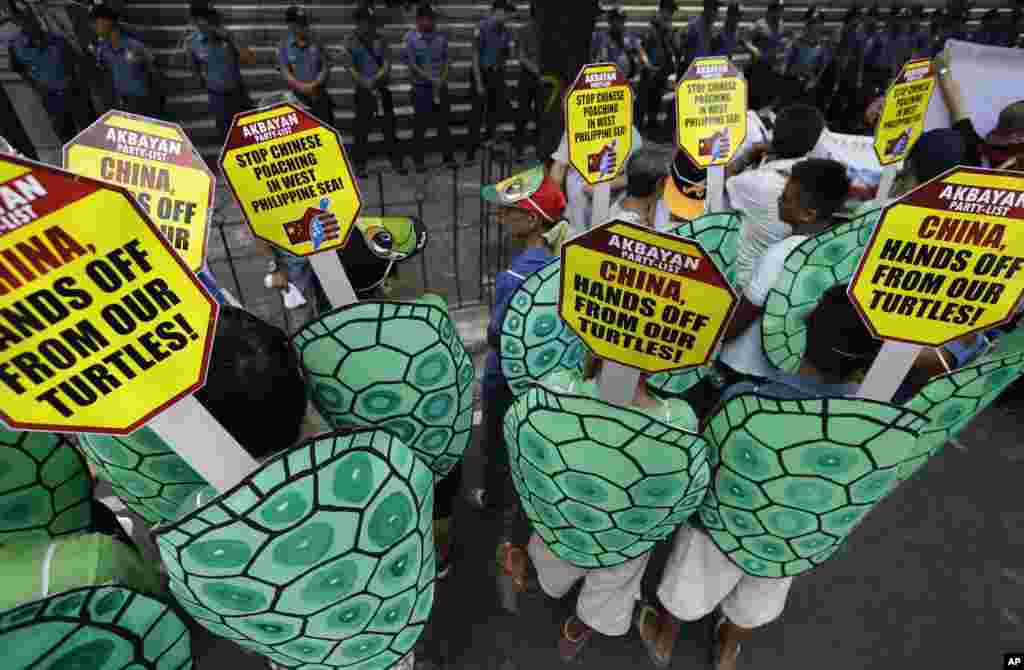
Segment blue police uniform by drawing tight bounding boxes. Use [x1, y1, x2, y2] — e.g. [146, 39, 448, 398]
[862, 32, 894, 96]
[347, 32, 400, 171]
[679, 17, 714, 72]
[593, 30, 642, 80]
[401, 28, 453, 167]
[470, 16, 512, 158]
[187, 30, 251, 139]
[638, 21, 676, 131]
[8, 30, 95, 142]
[278, 34, 333, 124]
[97, 33, 163, 116]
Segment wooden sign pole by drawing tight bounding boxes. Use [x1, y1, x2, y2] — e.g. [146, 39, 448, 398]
[856, 341, 922, 402]
[706, 164, 726, 214]
[309, 251, 359, 307]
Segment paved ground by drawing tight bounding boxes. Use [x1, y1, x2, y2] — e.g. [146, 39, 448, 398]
[192, 388, 1024, 670]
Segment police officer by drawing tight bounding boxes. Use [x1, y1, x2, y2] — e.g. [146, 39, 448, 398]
[741, 0, 784, 110]
[593, 8, 647, 88]
[514, 0, 541, 156]
[861, 4, 893, 100]
[825, 5, 867, 130]
[185, 1, 254, 142]
[469, 0, 513, 162]
[92, 3, 165, 117]
[279, 7, 333, 124]
[782, 8, 827, 106]
[8, 10, 95, 143]
[712, 3, 743, 58]
[677, 0, 719, 78]
[346, 7, 403, 175]
[401, 4, 455, 172]
[638, 0, 677, 134]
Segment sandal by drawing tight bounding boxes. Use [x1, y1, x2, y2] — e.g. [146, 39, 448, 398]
[557, 615, 594, 662]
[709, 615, 742, 670]
[634, 602, 677, 669]
[495, 542, 532, 613]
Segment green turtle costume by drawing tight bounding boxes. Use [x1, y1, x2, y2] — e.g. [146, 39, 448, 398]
[78, 429, 207, 526]
[760, 209, 879, 374]
[0, 429, 93, 546]
[504, 377, 708, 568]
[698, 392, 929, 578]
[293, 296, 475, 477]
[155, 428, 435, 670]
[900, 327, 1024, 482]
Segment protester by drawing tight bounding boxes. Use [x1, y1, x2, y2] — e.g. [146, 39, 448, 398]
[8, 9, 95, 143]
[638, 0, 678, 133]
[278, 6, 333, 126]
[510, 354, 698, 662]
[401, 4, 456, 171]
[657, 150, 708, 230]
[92, 3, 165, 117]
[346, 7, 403, 175]
[185, 1, 254, 141]
[726, 104, 828, 288]
[514, 1, 542, 157]
[719, 158, 851, 386]
[607, 147, 671, 227]
[469, 0, 513, 162]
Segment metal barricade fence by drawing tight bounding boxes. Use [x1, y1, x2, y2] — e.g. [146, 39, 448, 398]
[206, 139, 527, 333]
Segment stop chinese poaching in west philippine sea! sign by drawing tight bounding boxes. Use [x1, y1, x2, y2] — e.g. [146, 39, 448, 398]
[559, 221, 737, 373]
[849, 167, 1024, 347]
[0, 157, 216, 434]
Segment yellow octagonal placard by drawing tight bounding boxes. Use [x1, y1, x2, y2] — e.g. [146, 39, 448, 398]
[849, 167, 1024, 347]
[0, 156, 217, 434]
[873, 58, 936, 166]
[63, 110, 215, 274]
[220, 102, 362, 256]
[676, 57, 747, 168]
[563, 63, 634, 186]
[559, 220, 738, 373]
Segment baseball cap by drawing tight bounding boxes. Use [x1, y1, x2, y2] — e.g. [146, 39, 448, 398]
[285, 5, 309, 24]
[417, 4, 436, 18]
[90, 2, 118, 20]
[986, 101, 1024, 148]
[481, 166, 567, 222]
[905, 128, 968, 183]
[664, 151, 707, 221]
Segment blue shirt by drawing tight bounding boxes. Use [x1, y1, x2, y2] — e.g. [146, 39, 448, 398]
[681, 18, 714, 62]
[187, 30, 243, 93]
[482, 248, 555, 394]
[712, 28, 739, 57]
[643, 23, 675, 70]
[864, 33, 894, 71]
[348, 33, 387, 80]
[751, 22, 783, 65]
[9, 32, 72, 92]
[401, 29, 448, 84]
[592, 30, 642, 78]
[97, 34, 152, 98]
[784, 41, 825, 77]
[278, 34, 328, 83]
[476, 16, 511, 69]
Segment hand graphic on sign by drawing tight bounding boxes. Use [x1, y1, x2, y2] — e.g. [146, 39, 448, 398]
[599, 139, 619, 177]
[311, 197, 332, 251]
[711, 128, 731, 161]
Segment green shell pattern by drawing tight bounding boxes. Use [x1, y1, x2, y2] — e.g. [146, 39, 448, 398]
[761, 210, 879, 374]
[1, 586, 193, 670]
[0, 429, 92, 546]
[155, 428, 434, 670]
[79, 429, 207, 526]
[901, 328, 1024, 481]
[294, 301, 475, 477]
[699, 392, 928, 578]
[504, 386, 710, 568]
[500, 260, 586, 396]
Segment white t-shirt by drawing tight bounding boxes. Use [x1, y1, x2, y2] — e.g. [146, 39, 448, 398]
[720, 234, 808, 379]
[606, 197, 646, 226]
[726, 158, 798, 289]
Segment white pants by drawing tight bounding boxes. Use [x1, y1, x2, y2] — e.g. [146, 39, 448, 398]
[528, 533, 650, 636]
[656, 526, 793, 629]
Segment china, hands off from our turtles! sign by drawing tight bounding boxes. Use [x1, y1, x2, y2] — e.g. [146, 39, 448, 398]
[63, 111, 215, 274]
[559, 221, 737, 373]
[676, 57, 747, 168]
[0, 156, 216, 433]
[849, 167, 1024, 347]
[563, 63, 634, 185]
[873, 59, 936, 166]
[220, 102, 362, 256]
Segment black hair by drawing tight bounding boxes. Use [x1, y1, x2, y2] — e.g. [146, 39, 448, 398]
[772, 104, 826, 159]
[790, 158, 851, 222]
[804, 285, 882, 380]
[625, 147, 669, 199]
[195, 306, 308, 460]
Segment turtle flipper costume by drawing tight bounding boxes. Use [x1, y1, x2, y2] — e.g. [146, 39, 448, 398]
[0, 429, 93, 546]
[504, 385, 709, 568]
[293, 298, 475, 476]
[78, 429, 207, 526]
[156, 428, 435, 670]
[698, 393, 929, 578]
[0, 533, 191, 670]
[900, 328, 1024, 482]
[761, 210, 878, 374]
